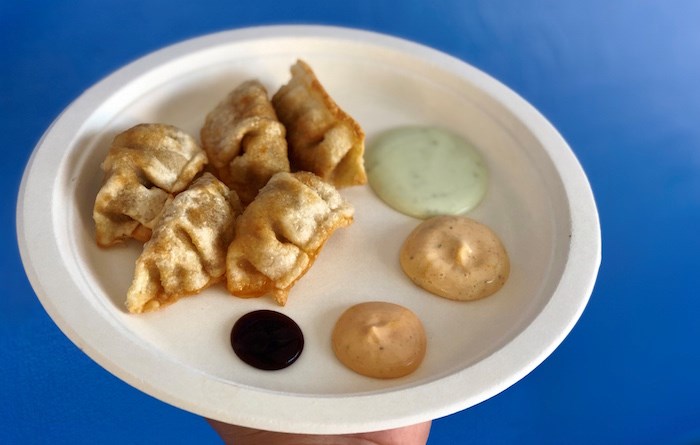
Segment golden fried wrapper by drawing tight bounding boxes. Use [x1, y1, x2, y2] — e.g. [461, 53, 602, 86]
[126, 173, 241, 313]
[272, 60, 367, 188]
[201, 80, 290, 206]
[226, 171, 354, 305]
[93, 123, 208, 247]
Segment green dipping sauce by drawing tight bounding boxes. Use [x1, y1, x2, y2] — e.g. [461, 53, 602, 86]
[365, 126, 488, 218]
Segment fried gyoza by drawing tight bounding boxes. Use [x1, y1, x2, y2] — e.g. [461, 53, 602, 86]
[226, 171, 354, 306]
[93, 123, 208, 247]
[201, 80, 290, 206]
[126, 173, 241, 313]
[271, 60, 367, 188]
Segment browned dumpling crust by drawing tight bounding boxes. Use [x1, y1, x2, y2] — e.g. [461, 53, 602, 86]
[93, 123, 208, 247]
[226, 171, 354, 306]
[126, 173, 241, 313]
[201, 80, 290, 206]
[271, 60, 367, 188]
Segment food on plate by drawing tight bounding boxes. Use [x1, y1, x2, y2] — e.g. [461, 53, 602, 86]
[272, 60, 367, 188]
[201, 80, 290, 206]
[125, 173, 240, 313]
[230, 310, 304, 370]
[400, 215, 509, 301]
[226, 171, 354, 306]
[93, 123, 208, 247]
[365, 126, 487, 219]
[332, 301, 427, 379]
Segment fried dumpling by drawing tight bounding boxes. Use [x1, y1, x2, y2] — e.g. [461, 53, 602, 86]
[93, 123, 208, 247]
[226, 171, 354, 306]
[201, 80, 290, 206]
[271, 60, 367, 188]
[126, 173, 240, 313]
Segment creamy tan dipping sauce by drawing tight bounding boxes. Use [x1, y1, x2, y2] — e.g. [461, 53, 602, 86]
[400, 215, 509, 301]
[332, 302, 427, 379]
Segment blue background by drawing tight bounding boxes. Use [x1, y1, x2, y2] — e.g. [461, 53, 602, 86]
[3, 1, 699, 443]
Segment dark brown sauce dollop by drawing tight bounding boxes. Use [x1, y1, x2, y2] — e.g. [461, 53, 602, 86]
[230, 310, 304, 371]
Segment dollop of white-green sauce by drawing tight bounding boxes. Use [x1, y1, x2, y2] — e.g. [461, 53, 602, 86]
[365, 126, 488, 218]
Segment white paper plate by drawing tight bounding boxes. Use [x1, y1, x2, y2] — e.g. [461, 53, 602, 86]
[17, 25, 601, 434]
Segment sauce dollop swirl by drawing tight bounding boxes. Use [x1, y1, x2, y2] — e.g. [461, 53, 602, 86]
[332, 302, 427, 379]
[400, 215, 509, 301]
